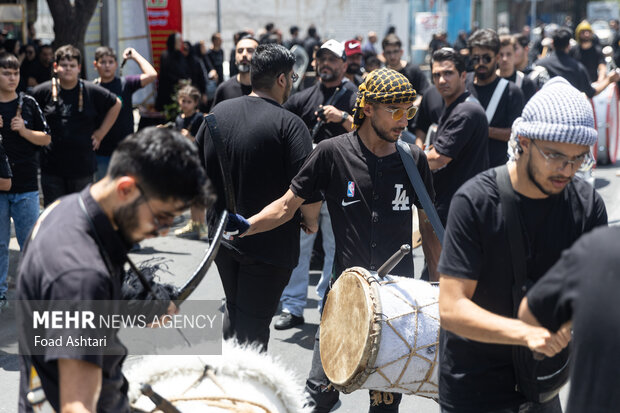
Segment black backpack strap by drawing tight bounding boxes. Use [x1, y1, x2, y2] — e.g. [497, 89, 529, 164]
[495, 165, 527, 312]
[204, 113, 236, 213]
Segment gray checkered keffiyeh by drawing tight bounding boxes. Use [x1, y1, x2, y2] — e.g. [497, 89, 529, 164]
[511, 77, 597, 146]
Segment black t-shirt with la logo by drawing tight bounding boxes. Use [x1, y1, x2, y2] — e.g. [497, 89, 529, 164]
[291, 132, 435, 277]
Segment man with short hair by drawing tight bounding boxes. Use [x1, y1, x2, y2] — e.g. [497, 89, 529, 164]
[237, 67, 441, 413]
[196, 43, 314, 351]
[382, 33, 428, 106]
[438, 77, 607, 412]
[427, 47, 488, 225]
[92, 46, 157, 179]
[0, 52, 48, 311]
[33, 45, 122, 206]
[210, 36, 258, 109]
[497, 35, 537, 102]
[343, 39, 364, 86]
[513, 33, 531, 74]
[466, 29, 524, 167]
[27, 44, 53, 87]
[284, 26, 303, 49]
[536, 28, 619, 98]
[274, 39, 357, 330]
[18, 127, 210, 413]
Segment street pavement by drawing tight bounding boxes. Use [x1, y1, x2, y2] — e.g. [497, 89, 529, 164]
[0, 162, 619, 412]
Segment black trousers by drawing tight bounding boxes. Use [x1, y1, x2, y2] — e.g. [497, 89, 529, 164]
[41, 173, 94, 207]
[305, 290, 403, 413]
[440, 395, 562, 413]
[215, 246, 292, 351]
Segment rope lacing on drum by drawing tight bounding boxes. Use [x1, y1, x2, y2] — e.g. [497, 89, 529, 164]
[139, 364, 274, 413]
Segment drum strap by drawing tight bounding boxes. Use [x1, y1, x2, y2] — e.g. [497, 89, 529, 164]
[494, 165, 527, 311]
[396, 139, 444, 245]
[486, 78, 509, 124]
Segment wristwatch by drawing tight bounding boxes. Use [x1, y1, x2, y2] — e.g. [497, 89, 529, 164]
[339, 111, 350, 124]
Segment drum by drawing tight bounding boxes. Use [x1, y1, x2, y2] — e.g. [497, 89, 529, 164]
[591, 82, 619, 165]
[124, 340, 311, 413]
[320, 267, 439, 400]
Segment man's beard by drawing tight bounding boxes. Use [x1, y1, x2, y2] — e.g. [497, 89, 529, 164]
[346, 64, 361, 75]
[475, 63, 496, 81]
[237, 63, 250, 73]
[113, 197, 145, 245]
[526, 153, 570, 196]
[371, 116, 400, 143]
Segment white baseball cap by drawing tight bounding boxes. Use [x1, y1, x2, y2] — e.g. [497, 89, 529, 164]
[317, 39, 346, 60]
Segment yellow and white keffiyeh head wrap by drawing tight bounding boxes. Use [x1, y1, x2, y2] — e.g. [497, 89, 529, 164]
[352, 67, 417, 129]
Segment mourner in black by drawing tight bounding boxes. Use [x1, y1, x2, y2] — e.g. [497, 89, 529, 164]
[284, 39, 356, 143]
[17, 128, 210, 413]
[409, 85, 444, 147]
[197, 44, 313, 351]
[426, 48, 489, 225]
[438, 77, 606, 412]
[570, 20, 605, 84]
[536, 28, 619, 98]
[497, 36, 537, 102]
[382, 34, 429, 103]
[466, 29, 524, 167]
[210, 36, 257, 109]
[520, 226, 620, 413]
[32, 45, 121, 206]
[236, 68, 441, 413]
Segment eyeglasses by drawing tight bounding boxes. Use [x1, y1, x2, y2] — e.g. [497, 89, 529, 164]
[531, 140, 591, 171]
[471, 54, 493, 65]
[135, 183, 174, 232]
[383, 105, 418, 121]
[281, 71, 299, 83]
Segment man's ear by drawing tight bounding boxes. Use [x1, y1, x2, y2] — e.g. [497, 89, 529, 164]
[116, 176, 139, 201]
[363, 103, 373, 118]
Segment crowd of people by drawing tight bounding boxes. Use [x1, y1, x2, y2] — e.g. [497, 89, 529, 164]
[4, 14, 620, 413]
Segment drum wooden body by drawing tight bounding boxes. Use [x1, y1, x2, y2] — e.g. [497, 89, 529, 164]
[591, 83, 619, 165]
[320, 267, 439, 400]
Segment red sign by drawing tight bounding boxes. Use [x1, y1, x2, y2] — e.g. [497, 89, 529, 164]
[146, 0, 183, 73]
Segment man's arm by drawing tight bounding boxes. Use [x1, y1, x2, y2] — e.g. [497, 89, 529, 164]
[0, 178, 10, 191]
[244, 189, 307, 236]
[414, 129, 426, 149]
[418, 209, 441, 281]
[592, 69, 620, 96]
[439, 275, 570, 357]
[10, 117, 51, 146]
[319, 105, 353, 132]
[58, 358, 102, 413]
[92, 98, 122, 150]
[123, 48, 158, 87]
[300, 201, 322, 234]
[488, 127, 511, 142]
[426, 147, 452, 170]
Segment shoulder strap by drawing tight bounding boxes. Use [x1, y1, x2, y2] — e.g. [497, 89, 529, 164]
[204, 113, 237, 213]
[486, 78, 509, 123]
[515, 71, 524, 88]
[495, 165, 528, 312]
[396, 140, 444, 245]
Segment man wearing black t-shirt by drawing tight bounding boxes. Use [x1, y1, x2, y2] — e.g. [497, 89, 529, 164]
[536, 28, 619, 98]
[570, 21, 605, 84]
[240, 68, 441, 413]
[17, 128, 209, 413]
[276, 39, 356, 330]
[33, 45, 121, 206]
[92, 46, 157, 179]
[0, 53, 49, 311]
[497, 35, 537, 102]
[519, 226, 620, 413]
[210, 36, 257, 109]
[26, 45, 53, 87]
[438, 77, 607, 413]
[196, 44, 314, 351]
[382, 33, 429, 107]
[409, 85, 443, 148]
[427, 48, 488, 225]
[466, 29, 524, 167]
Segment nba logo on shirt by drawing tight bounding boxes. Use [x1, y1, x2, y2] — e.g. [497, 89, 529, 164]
[347, 181, 355, 197]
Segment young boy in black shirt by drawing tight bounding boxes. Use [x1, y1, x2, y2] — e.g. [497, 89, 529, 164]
[33, 45, 121, 206]
[172, 85, 206, 239]
[92, 46, 157, 179]
[0, 52, 48, 311]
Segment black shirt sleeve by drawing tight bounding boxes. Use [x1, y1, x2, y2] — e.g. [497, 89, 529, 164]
[433, 113, 472, 159]
[284, 115, 313, 183]
[290, 141, 332, 201]
[22, 94, 50, 135]
[521, 76, 537, 102]
[505, 84, 524, 128]
[88, 82, 119, 117]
